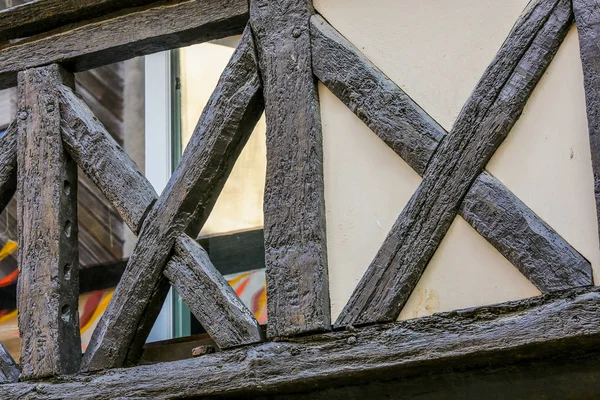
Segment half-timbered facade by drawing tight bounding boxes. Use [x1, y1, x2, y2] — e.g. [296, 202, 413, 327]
[0, 0, 599, 398]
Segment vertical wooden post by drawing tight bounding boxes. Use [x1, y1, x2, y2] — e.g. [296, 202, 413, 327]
[17, 64, 80, 379]
[573, 0, 600, 243]
[250, 0, 330, 337]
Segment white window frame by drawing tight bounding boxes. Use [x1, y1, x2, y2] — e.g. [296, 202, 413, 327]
[144, 51, 174, 342]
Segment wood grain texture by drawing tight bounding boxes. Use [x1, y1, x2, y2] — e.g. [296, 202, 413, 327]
[17, 64, 80, 378]
[250, 0, 330, 338]
[164, 235, 264, 349]
[0, 0, 161, 40]
[0, 0, 249, 90]
[461, 172, 592, 291]
[2, 287, 600, 398]
[80, 26, 264, 372]
[0, 342, 18, 383]
[573, 0, 600, 244]
[0, 120, 17, 213]
[310, 14, 445, 175]
[335, 0, 573, 327]
[58, 83, 157, 234]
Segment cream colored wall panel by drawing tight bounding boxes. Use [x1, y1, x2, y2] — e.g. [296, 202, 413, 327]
[313, 0, 529, 130]
[321, 83, 540, 321]
[320, 84, 421, 320]
[398, 216, 541, 321]
[487, 26, 600, 283]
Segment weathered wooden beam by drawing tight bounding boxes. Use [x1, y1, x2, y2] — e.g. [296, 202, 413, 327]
[58, 83, 157, 234]
[573, 0, 600, 244]
[17, 64, 80, 378]
[164, 235, 264, 349]
[0, 0, 249, 90]
[0, 342, 18, 383]
[0, 120, 17, 213]
[80, 26, 264, 372]
[250, 0, 330, 338]
[335, 0, 573, 327]
[2, 287, 600, 398]
[310, 15, 445, 175]
[460, 172, 592, 290]
[311, 12, 592, 295]
[0, 0, 162, 41]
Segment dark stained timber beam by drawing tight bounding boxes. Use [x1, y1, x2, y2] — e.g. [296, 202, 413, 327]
[460, 172, 592, 290]
[0, 120, 17, 213]
[0, 342, 18, 384]
[164, 235, 264, 349]
[310, 14, 593, 294]
[335, 0, 574, 327]
[2, 288, 600, 398]
[58, 84, 157, 234]
[250, 0, 330, 338]
[80, 26, 264, 372]
[0, 0, 249, 90]
[310, 15, 445, 175]
[0, 0, 162, 41]
[17, 64, 81, 378]
[573, 0, 600, 243]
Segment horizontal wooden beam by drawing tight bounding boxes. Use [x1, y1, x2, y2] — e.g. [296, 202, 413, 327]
[58, 83, 157, 234]
[0, 0, 249, 90]
[311, 13, 592, 296]
[0, 119, 17, 213]
[0, 0, 162, 41]
[164, 235, 263, 349]
[2, 287, 600, 397]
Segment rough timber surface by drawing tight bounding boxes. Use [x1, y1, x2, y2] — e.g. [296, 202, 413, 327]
[0, 342, 18, 383]
[0, 120, 17, 213]
[0, 0, 161, 40]
[310, 14, 444, 175]
[335, 0, 573, 327]
[17, 65, 81, 379]
[251, 0, 330, 338]
[80, 26, 264, 372]
[573, 0, 600, 243]
[0, 0, 249, 90]
[164, 235, 263, 349]
[58, 83, 157, 234]
[460, 171, 592, 291]
[310, 13, 592, 295]
[2, 288, 600, 398]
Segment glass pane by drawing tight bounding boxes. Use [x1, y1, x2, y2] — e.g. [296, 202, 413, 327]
[177, 38, 267, 333]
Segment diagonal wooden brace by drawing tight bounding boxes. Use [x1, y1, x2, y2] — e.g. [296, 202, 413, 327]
[335, 0, 584, 327]
[0, 342, 18, 384]
[77, 25, 265, 372]
[311, 14, 592, 296]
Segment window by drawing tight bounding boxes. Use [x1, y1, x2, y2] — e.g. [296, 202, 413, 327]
[146, 39, 267, 340]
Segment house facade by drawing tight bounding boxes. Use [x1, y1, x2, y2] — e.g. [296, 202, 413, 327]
[0, 0, 599, 398]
